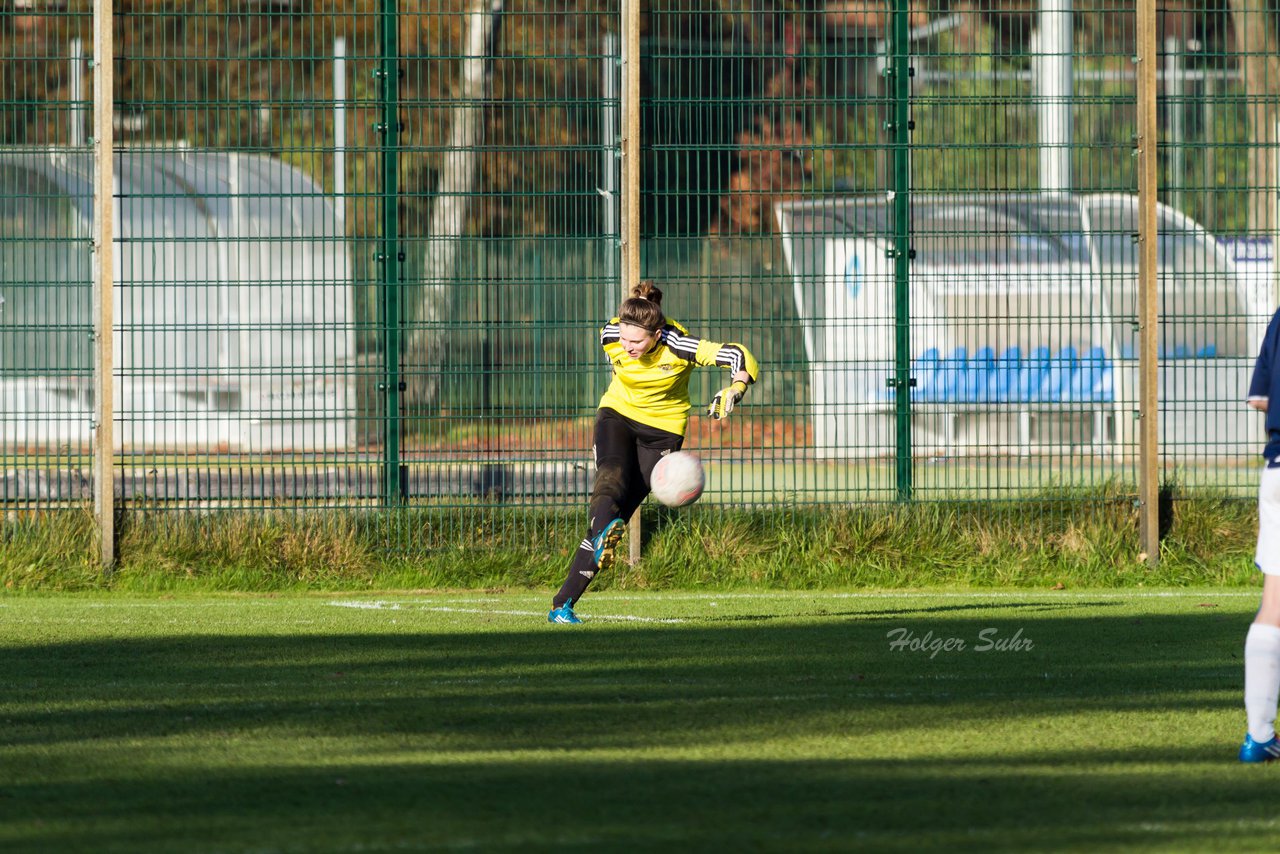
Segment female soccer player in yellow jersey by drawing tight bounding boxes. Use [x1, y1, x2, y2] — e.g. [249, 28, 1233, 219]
[547, 281, 760, 624]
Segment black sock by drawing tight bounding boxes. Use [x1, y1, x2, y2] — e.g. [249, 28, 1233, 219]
[552, 544, 597, 608]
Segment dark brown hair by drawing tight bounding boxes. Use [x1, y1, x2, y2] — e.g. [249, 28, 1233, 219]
[618, 280, 665, 332]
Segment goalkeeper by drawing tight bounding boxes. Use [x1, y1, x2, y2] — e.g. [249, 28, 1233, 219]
[548, 280, 759, 625]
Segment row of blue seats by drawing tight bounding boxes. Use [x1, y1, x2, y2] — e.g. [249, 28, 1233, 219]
[1117, 343, 1218, 360]
[890, 345, 1115, 404]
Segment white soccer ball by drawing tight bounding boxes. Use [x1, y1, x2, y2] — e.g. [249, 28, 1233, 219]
[650, 451, 705, 508]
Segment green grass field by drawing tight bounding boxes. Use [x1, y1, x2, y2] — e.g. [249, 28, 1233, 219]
[3, 589, 1278, 852]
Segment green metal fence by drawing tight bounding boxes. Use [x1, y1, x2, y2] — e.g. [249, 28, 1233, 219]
[0, 2, 1275, 556]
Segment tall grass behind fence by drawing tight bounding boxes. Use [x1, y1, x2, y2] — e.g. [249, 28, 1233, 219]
[1, 2, 1277, 564]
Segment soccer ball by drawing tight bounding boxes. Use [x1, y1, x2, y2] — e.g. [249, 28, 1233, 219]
[650, 451, 705, 508]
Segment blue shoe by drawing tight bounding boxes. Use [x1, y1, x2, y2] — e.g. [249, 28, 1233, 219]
[548, 599, 582, 625]
[1239, 733, 1280, 763]
[592, 517, 626, 572]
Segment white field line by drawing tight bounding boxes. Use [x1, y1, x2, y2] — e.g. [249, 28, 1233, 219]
[327, 600, 685, 624]
[422, 590, 1261, 605]
[585, 590, 1262, 601]
[330, 588, 1252, 623]
[13, 590, 1255, 612]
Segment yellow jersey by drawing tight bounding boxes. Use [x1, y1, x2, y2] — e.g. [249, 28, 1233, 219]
[597, 317, 760, 436]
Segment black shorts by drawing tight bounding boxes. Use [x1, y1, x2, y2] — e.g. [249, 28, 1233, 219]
[594, 407, 683, 490]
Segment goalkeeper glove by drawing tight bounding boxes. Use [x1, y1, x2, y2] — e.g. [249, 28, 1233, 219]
[707, 380, 748, 421]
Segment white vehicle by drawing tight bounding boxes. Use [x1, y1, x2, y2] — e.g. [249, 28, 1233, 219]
[775, 194, 1267, 459]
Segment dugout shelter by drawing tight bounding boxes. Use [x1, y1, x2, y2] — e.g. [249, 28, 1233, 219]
[775, 193, 1267, 459]
[0, 148, 353, 452]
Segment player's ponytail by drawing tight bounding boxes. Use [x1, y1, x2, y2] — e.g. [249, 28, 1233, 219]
[631, 280, 663, 306]
[618, 280, 665, 332]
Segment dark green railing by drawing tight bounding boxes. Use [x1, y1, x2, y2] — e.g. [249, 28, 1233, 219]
[0, 1, 1273, 557]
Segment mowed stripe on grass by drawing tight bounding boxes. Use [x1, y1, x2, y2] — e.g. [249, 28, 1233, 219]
[0, 589, 1275, 853]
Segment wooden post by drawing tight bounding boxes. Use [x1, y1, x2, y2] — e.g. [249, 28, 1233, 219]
[92, 0, 115, 570]
[1136, 0, 1160, 565]
[620, 0, 642, 565]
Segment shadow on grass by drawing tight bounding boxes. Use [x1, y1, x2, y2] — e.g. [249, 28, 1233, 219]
[8, 750, 1278, 853]
[0, 604, 1264, 852]
[699, 598, 1124, 623]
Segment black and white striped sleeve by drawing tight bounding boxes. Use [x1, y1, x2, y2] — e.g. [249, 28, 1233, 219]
[600, 321, 621, 346]
[659, 324, 701, 361]
[694, 339, 760, 382]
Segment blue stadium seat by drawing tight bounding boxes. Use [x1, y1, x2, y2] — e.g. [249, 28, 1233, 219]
[1066, 346, 1114, 402]
[1039, 345, 1077, 402]
[1016, 346, 1051, 402]
[1196, 343, 1217, 358]
[934, 346, 968, 403]
[962, 346, 996, 402]
[1095, 353, 1115, 402]
[993, 346, 1021, 403]
[911, 347, 942, 401]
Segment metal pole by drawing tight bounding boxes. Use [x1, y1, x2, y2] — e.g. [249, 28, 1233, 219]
[70, 39, 85, 147]
[602, 32, 619, 321]
[1037, 0, 1073, 194]
[334, 37, 346, 221]
[620, 2, 642, 564]
[1203, 72, 1215, 231]
[1165, 37, 1184, 216]
[379, 1, 402, 505]
[92, 0, 115, 569]
[890, 0, 913, 500]
[1136, 0, 1160, 564]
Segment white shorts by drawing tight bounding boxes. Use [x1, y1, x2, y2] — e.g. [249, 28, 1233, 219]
[1258, 463, 1280, 575]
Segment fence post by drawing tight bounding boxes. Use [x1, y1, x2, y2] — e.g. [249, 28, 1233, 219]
[1137, 0, 1161, 565]
[621, 0, 642, 564]
[379, 0, 403, 506]
[890, 0, 913, 501]
[92, 0, 115, 571]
